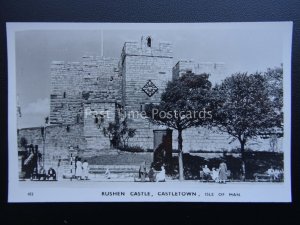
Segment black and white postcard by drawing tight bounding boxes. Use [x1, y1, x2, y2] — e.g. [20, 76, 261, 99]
[7, 22, 292, 202]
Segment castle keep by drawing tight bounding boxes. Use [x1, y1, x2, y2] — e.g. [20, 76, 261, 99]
[18, 36, 278, 166]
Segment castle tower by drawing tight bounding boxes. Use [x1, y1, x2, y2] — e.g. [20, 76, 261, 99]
[120, 36, 173, 112]
[49, 61, 83, 125]
[118, 36, 174, 149]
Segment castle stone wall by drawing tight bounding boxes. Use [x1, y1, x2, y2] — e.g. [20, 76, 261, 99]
[32, 35, 281, 163]
[50, 57, 121, 125]
[81, 57, 121, 103]
[50, 61, 83, 124]
[172, 60, 226, 80]
[121, 37, 173, 112]
[119, 36, 174, 150]
[83, 102, 116, 150]
[18, 123, 86, 169]
[171, 127, 282, 152]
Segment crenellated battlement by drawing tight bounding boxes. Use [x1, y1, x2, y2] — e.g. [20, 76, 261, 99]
[172, 60, 226, 80]
[121, 36, 172, 61]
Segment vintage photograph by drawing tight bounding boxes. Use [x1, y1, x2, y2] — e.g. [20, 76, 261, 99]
[7, 22, 292, 202]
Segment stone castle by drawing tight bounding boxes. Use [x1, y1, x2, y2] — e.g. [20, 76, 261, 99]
[18, 36, 279, 165]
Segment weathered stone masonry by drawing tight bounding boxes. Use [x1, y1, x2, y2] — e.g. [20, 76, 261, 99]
[18, 123, 86, 168]
[119, 36, 173, 149]
[18, 35, 282, 164]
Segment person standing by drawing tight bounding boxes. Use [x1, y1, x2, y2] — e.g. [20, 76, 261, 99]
[156, 165, 166, 182]
[105, 168, 111, 179]
[203, 165, 211, 181]
[211, 167, 219, 183]
[240, 162, 246, 181]
[219, 162, 228, 184]
[82, 160, 89, 180]
[148, 166, 155, 182]
[76, 158, 83, 180]
[139, 161, 147, 182]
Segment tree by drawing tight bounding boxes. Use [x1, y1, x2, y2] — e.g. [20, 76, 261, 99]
[102, 122, 119, 148]
[119, 118, 136, 147]
[145, 73, 212, 181]
[264, 66, 284, 150]
[212, 72, 281, 174]
[264, 66, 283, 113]
[103, 117, 136, 148]
[264, 66, 284, 130]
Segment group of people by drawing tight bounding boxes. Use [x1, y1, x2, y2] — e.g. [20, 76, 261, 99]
[266, 166, 283, 181]
[75, 158, 89, 180]
[201, 162, 228, 183]
[31, 166, 57, 181]
[138, 161, 166, 182]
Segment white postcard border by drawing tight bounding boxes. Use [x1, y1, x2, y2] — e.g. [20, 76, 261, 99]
[7, 22, 292, 202]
